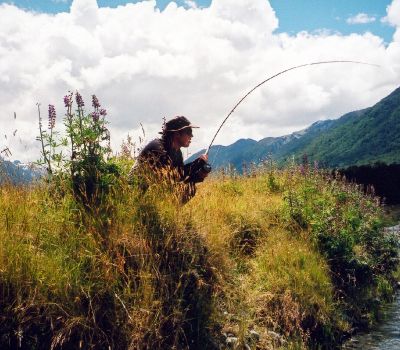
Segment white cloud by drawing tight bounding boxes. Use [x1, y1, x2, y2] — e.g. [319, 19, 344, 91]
[0, 0, 399, 163]
[184, 0, 198, 9]
[347, 13, 376, 24]
[382, 0, 400, 41]
[383, 0, 400, 26]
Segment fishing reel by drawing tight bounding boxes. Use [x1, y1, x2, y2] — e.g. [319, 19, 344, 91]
[188, 157, 212, 183]
[201, 161, 212, 173]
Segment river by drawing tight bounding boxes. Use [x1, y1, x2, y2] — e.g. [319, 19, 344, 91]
[342, 224, 400, 349]
[342, 292, 400, 349]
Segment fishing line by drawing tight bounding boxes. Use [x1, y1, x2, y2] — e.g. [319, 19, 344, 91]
[205, 60, 380, 162]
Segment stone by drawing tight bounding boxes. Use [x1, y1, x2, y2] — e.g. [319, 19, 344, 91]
[249, 329, 260, 342]
[266, 330, 287, 346]
[226, 336, 238, 348]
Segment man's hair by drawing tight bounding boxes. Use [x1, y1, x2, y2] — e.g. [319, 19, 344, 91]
[160, 116, 198, 134]
[160, 116, 198, 150]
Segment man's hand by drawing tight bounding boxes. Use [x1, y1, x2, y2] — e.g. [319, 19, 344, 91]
[198, 154, 208, 162]
[195, 153, 210, 181]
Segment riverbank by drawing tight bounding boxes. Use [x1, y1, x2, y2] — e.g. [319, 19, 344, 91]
[384, 205, 400, 225]
[0, 166, 399, 349]
[343, 223, 400, 349]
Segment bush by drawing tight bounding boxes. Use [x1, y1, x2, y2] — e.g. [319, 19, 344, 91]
[283, 168, 399, 326]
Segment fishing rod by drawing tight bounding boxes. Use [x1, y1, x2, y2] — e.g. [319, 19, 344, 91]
[206, 60, 380, 156]
[188, 60, 380, 177]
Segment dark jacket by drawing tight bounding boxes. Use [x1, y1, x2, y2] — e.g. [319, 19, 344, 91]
[131, 138, 201, 203]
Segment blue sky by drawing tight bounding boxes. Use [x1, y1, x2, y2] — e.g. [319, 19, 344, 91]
[269, 0, 394, 43]
[0, 0, 395, 42]
[1, 0, 399, 161]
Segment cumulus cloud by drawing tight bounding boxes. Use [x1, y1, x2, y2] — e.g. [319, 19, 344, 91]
[0, 0, 399, 163]
[347, 13, 376, 24]
[184, 0, 198, 9]
[382, 0, 400, 41]
[383, 0, 400, 26]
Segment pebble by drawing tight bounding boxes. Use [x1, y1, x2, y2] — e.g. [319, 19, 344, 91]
[249, 329, 260, 342]
[266, 330, 287, 346]
[226, 336, 238, 348]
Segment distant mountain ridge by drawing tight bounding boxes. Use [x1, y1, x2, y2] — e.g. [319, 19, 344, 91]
[0, 159, 42, 184]
[188, 86, 400, 169]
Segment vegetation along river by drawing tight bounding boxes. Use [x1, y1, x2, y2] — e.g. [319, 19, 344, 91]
[342, 224, 400, 349]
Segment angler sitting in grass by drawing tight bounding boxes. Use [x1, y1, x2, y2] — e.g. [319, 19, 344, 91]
[131, 116, 210, 203]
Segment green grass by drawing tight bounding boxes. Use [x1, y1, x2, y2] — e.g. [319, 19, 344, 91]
[0, 164, 398, 349]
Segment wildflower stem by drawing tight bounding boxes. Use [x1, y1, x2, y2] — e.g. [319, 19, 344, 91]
[37, 103, 52, 175]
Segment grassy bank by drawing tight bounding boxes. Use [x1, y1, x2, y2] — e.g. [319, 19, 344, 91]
[0, 164, 399, 349]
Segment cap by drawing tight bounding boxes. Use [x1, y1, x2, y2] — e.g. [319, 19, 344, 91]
[159, 116, 199, 134]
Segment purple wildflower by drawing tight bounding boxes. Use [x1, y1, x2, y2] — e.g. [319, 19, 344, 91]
[63, 92, 73, 108]
[302, 153, 308, 166]
[301, 153, 309, 175]
[91, 112, 100, 122]
[99, 108, 107, 116]
[92, 95, 100, 109]
[75, 92, 85, 108]
[48, 104, 56, 129]
[299, 164, 305, 176]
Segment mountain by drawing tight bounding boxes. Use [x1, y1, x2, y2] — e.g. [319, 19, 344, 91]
[188, 86, 400, 169]
[0, 159, 42, 184]
[286, 88, 400, 167]
[188, 119, 336, 170]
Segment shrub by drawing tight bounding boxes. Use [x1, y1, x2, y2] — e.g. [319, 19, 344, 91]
[284, 168, 399, 326]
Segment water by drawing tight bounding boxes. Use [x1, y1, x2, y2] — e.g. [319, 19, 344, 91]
[342, 292, 400, 349]
[342, 224, 400, 349]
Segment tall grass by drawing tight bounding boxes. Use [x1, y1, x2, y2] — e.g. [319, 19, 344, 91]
[0, 161, 398, 349]
[0, 164, 222, 349]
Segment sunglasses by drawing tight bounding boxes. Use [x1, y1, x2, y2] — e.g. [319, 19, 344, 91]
[181, 128, 193, 137]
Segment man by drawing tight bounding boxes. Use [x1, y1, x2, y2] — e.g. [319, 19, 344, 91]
[131, 116, 210, 203]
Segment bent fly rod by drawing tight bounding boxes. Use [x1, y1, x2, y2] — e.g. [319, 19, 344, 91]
[205, 60, 380, 156]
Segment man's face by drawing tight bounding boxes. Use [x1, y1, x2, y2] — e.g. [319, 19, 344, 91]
[177, 128, 193, 148]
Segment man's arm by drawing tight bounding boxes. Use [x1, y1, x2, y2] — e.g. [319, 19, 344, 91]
[184, 154, 210, 183]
